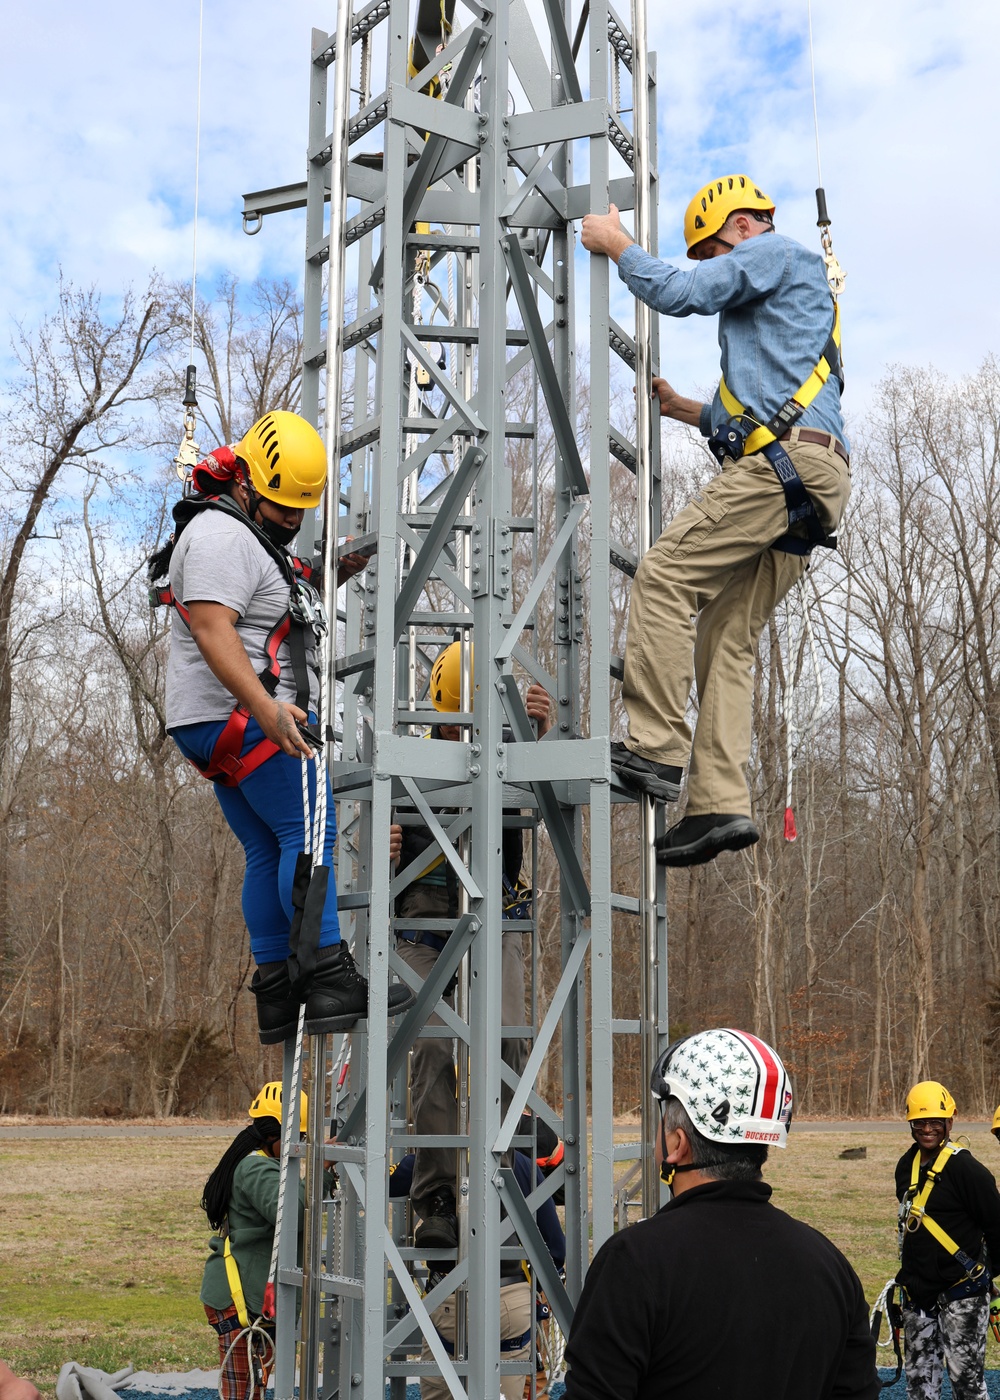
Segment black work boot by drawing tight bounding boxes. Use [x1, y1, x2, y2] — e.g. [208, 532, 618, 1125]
[655, 813, 760, 868]
[304, 942, 415, 1034]
[251, 961, 301, 1045]
[414, 1186, 458, 1249]
[611, 741, 683, 802]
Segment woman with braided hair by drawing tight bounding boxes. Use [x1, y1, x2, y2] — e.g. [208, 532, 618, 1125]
[200, 1083, 303, 1400]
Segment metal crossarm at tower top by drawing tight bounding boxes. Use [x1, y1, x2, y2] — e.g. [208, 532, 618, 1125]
[242, 0, 666, 1390]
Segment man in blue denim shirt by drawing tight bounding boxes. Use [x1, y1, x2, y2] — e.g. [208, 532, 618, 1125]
[582, 175, 851, 866]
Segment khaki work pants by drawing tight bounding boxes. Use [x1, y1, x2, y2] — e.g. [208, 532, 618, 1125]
[419, 1280, 533, 1400]
[623, 429, 851, 816]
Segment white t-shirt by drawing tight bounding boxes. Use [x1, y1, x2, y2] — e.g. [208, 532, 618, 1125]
[165, 510, 318, 728]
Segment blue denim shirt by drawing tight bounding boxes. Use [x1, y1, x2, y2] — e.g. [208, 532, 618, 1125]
[617, 232, 848, 450]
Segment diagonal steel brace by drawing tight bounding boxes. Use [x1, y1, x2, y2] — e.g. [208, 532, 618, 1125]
[496, 677, 591, 917]
[337, 914, 479, 1142]
[394, 445, 486, 643]
[501, 234, 589, 496]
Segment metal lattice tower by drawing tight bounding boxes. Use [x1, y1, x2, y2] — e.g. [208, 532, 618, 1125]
[242, 0, 665, 1391]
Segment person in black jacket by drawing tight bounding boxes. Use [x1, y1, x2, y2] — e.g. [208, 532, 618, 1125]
[894, 1080, 1000, 1399]
[389, 642, 552, 1249]
[564, 1028, 878, 1400]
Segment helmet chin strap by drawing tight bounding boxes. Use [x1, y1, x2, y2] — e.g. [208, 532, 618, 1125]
[658, 1109, 701, 1186]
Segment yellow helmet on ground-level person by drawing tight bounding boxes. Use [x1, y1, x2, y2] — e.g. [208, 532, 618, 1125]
[235, 411, 327, 508]
[683, 174, 775, 258]
[905, 1080, 957, 1121]
[991, 1105, 1000, 1137]
[430, 640, 473, 713]
[249, 1080, 309, 1134]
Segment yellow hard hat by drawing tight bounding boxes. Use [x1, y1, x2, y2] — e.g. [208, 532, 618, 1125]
[235, 411, 327, 508]
[430, 640, 473, 713]
[249, 1080, 308, 1134]
[683, 174, 774, 258]
[991, 1105, 1000, 1135]
[905, 1080, 956, 1121]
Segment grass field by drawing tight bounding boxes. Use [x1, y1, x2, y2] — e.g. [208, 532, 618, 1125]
[4, 1125, 1000, 1391]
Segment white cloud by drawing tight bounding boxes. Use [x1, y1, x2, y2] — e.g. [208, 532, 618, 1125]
[3, 0, 998, 418]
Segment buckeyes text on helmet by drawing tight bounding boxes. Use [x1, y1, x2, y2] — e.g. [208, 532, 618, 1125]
[905, 1080, 957, 1122]
[650, 1027, 793, 1149]
[683, 175, 775, 258]
[235, 411, 328, 508]
[249, 1080, 309, 1135]
[430, 640, 473, 714]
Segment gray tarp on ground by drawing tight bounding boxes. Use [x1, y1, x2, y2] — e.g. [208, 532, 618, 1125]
[56, 1368, 220, 1400]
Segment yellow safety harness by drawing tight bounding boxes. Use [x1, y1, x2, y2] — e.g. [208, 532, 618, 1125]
[711, 302, 844, 556]
[718, 301, 843, 457]
[902, 1143, 988, 1286]
[219, 1148, 271, 1328]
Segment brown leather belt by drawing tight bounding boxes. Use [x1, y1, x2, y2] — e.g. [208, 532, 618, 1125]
[779, 427, 849, 465]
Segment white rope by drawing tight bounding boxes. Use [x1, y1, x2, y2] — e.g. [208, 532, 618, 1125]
[869, 1277, 899, 1346]
[806, 0, 823, 189]
[189, 0, 205, 366]
[264, 1004, 308, 1307]
[217, 1318, 275, 1400]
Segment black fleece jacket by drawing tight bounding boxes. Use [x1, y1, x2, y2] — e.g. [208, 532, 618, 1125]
[895, 1142, 1000, 1307]
[564, 1179, 878, 1400]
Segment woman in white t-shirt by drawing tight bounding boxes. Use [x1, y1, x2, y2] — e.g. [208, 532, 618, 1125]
[157, 410, 411, 1040]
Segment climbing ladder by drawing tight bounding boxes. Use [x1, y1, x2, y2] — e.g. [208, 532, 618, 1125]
[241, 0, 666, 1391]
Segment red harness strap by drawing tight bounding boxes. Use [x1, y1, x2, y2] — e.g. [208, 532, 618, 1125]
[150, 495, 319, 788]
[198, 708, 281, 787]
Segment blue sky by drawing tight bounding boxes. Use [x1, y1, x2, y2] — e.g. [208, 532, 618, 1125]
[3, 0, 998, 426]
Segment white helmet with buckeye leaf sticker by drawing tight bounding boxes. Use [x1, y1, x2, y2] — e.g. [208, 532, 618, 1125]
[650, 1028, 793, 1149]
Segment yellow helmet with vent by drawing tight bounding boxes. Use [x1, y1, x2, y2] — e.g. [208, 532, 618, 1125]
[683, 175, 774, 258]
[249, 1080, 308, 1134]
[235, 411, 327, 508]
[430, 640, 473, 713]
[904, 1080, 956, 1121]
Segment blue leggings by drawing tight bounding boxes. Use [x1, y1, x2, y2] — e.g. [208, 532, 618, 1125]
[171, 715, 340, 965]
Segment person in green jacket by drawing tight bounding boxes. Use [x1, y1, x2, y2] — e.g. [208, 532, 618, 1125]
[200, 1081, 308, 1400]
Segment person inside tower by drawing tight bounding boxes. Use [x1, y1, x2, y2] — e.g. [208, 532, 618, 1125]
[389, 640, 551, 1249]
[150, 411, 413, 1042]
[582, 175, 850, 867]
[389, 1146, 566, 1399]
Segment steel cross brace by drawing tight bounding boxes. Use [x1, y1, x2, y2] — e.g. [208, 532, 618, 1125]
[495, 677, 591, 916]
[495, 1167, 574, 1337]
[337, 913, 479, 1142]
[393, 445, 486, 641]
[389, 810, 470, 905]
[398, 776, 483, 902]
[501, 234, 589, 496]
[494, 923, 592, 1152]
[341, 1160, 468, 1399]
[370, 27, 488, 290]
[495, 499, 588, 663]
